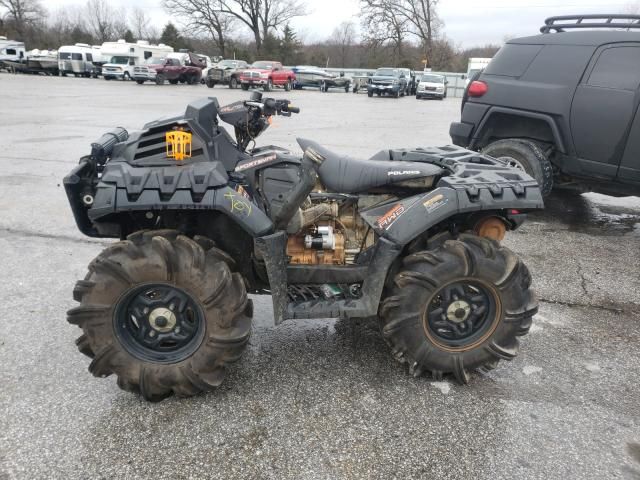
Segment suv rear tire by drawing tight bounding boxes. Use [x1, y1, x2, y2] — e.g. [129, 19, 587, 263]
[482, 139, 553, 196]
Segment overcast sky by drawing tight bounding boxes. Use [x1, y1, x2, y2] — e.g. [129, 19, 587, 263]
[46, 0, 635, 47]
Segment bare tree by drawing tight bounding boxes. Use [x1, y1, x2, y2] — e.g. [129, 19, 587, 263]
[163, 0, 233, 56]
[85, 0, 127, 43]
[361, 0, 441, 66]
[0, 0, 45, 39]
[328, 20, 356, 68]
[391, 0, 442, 64]
[218, 0, 306, 53]
[361, 0, 407, 63]
[130, 7, 157, 41]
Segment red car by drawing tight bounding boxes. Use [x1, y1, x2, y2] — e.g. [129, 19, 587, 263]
[240, 61, 296, 91]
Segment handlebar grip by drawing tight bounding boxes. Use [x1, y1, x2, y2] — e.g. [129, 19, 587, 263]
[288, 106, 300, 114]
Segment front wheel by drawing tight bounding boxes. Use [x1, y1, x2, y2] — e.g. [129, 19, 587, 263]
[67, 230, 252, 401]
[206, 79, 215, 88]
[263, 79, 273, 92]
[284, 78, 292, 91]
[135, 79, 145, 85]
[229, 76, 238, 89]
[379, 234, 537, 384]
[241, 83, 249, 91]
[123, 72, 130, 81]
[482, 139, 553, 196]
[155, 74, 165, 85]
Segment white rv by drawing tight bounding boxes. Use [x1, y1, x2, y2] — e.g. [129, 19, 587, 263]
[100, 40, 173, 80]
[58, 43, 96, 77]
[0, 36, 26, 69]
[465, 57, 492, 85]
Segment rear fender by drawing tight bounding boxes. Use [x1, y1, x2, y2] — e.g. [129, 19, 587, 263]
[360, 183, 543, 246]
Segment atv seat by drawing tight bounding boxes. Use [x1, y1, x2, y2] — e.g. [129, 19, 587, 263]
[296, 138, 442, 193]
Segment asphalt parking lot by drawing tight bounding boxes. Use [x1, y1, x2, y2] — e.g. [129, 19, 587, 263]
[1, 73, 639, 480]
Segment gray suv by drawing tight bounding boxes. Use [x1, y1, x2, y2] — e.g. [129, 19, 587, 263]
[450, 14, 640, 196]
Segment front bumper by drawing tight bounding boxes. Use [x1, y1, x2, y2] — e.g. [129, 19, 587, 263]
[103, 70, 125, 79]
[417, 90, 445, 98]
[133, 70, 157, 81]
[241, 78, 267, 86]
[368, 84, 400, 93]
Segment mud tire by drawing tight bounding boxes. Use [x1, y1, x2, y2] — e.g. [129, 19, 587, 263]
[379, 234, 537, 384]
[67, 230, 252, 401]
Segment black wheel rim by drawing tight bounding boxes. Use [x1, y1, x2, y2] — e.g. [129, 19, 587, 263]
[114, 283, 205, 363]
[423, 279, 500, 350]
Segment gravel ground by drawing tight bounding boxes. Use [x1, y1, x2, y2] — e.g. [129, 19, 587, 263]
[0, 73, 639, 480]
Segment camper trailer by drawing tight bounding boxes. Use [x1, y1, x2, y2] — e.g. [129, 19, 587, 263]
[100, 40, 173, 80]
[0, 36, 26, 70]
[58, 43, 96, 77]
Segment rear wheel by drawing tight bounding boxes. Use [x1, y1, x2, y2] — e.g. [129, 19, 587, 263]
[206, 78, 215, 88]
[284, 78, 292, 91]
[379, 234, 537, 383]
[241, 83, 249, 91]
[482, 139, 553, 196]
[169, 79, 179, 85]
[367, 90, 373, 97]
[67, 230, 252, 401]
[263, 79, 273, 92]
[123, 72, 130, 81]
[136, 79, 145, 85]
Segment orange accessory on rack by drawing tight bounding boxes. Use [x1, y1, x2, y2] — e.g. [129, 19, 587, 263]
[166, 130, 192, 161]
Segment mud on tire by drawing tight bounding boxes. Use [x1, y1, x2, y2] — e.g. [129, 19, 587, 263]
[67, 230, 252, 401]
[379, 234, 537, 384]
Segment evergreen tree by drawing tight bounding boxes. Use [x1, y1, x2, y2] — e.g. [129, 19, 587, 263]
[278, 24, 301, 65]
[159, 22, 191, 50]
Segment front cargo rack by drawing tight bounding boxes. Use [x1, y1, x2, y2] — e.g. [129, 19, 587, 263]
[541, 14, 640, 33]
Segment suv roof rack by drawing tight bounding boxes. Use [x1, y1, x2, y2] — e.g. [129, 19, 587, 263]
[541, 14, 640, 33]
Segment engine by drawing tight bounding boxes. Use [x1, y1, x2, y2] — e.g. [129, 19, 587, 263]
[285, 196, 376, 265]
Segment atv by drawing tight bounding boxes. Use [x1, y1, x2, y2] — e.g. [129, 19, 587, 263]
[64, 92, 543, 401]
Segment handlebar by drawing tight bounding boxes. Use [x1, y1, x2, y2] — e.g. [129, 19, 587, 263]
[245, 97, 300, 117]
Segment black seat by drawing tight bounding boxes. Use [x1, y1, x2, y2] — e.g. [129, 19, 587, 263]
[297, 138, 442, 193]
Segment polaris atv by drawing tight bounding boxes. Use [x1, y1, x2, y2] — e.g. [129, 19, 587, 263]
[64, 92, 543, 401]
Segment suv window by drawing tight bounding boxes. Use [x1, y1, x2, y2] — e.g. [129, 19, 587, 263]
[587, 46, 640, 91]
[71, 53, 82, 60]
[484, 44, 543, 77]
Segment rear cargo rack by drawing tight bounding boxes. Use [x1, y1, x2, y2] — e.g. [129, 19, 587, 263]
[541, 14, 640, 33]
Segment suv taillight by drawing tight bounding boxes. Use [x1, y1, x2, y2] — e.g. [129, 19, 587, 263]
[468, 80, 488, 97]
